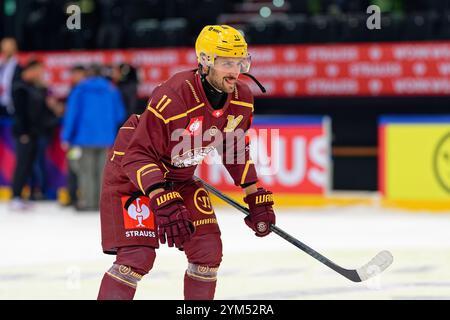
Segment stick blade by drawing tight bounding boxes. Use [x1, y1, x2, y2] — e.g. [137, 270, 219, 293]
[356, 250, 394, 281]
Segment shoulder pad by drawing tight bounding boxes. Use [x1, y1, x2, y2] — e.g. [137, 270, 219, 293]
[119, 114, 140, 130]
[146, 84, 205, 124]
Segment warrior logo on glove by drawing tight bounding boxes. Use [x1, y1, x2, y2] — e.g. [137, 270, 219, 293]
[150, 190, 196, 248]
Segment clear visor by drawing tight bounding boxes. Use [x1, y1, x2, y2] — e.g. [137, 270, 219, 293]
[212, 55, 251, 74]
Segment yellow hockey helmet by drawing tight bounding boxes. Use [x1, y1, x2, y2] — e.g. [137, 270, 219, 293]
[195, 25, 251, 73]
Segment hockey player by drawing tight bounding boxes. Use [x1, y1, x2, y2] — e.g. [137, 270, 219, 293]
[97, 25, 276, 300]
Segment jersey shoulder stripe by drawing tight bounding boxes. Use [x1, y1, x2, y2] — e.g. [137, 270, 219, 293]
[230, 100, 254, 111]
[147, 100, 205, 124]
[146, 70, 205, 124]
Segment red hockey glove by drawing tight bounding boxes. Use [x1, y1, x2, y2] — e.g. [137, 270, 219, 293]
[243, 188, 276, 237]
[150, 190, 195, 248]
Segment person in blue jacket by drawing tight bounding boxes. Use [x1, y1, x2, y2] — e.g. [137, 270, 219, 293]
[62, 65, 126, 211]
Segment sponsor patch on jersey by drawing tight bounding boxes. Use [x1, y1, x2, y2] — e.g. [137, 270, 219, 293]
[125, 230, 156, 238]
[121, 196, 155, 230]
[184, 116, 203, 136]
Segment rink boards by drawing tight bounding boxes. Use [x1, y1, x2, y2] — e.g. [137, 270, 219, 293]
[379, 116, 450, 210]
[0, 116, 333, 206]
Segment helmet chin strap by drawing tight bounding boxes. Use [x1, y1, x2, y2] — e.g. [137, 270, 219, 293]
[198, 64, 223, 93]
[209, 82, 223, 93]
[198, 63, 209, 78]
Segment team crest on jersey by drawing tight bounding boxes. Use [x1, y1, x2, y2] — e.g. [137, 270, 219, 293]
[121, 196, 155, 230]
[171, 146, 215, 168]
[224, 115, 243, 132]
[184, 116, 203, 136]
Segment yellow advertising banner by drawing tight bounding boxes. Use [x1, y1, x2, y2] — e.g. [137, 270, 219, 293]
[380, 116, 450, 204]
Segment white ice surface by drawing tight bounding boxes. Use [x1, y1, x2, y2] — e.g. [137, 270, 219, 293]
[1, 201, 450, 299]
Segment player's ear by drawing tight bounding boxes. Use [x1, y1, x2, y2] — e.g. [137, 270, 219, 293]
[199, 53, 211, 74]
[199, 52, 209, 66]
[201, 64, 208, 75]
[198, 57, 209, 76]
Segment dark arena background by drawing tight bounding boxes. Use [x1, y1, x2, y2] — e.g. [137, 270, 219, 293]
[0, 0, 449, 301]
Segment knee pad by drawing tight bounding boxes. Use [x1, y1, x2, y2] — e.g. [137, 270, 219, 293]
[114, 246, 156, 275]
[106, 264, 144, 289]
[184, 233, 222, 282]
[186, 263, 218, 282]
[185, 233, 223, 267]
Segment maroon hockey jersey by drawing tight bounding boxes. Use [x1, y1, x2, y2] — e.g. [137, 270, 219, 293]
[111, 69, 258, 195]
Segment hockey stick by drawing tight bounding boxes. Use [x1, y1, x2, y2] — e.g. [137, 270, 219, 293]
[197, 177, 394, 283]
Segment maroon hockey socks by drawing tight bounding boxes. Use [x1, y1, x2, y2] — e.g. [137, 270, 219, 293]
[97, 264, 143, 300]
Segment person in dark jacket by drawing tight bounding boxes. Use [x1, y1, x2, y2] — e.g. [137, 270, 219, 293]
[112, 63, 139, 116]
[29, 86, 64, 201]
[10, 59, 47, 210]
[0, 37, 22, 117]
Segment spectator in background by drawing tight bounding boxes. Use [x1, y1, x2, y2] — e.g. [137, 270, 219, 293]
[61, 64, 126, 211]
[29, 87, 65, 201]
[64, 65, 87, 207]
[10, 60, 47, 210]
[0, 38, 21, 117]
[112, 63, 139, 116]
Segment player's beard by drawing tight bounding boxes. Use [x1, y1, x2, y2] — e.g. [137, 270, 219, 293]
[209, 69, 237, 93]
